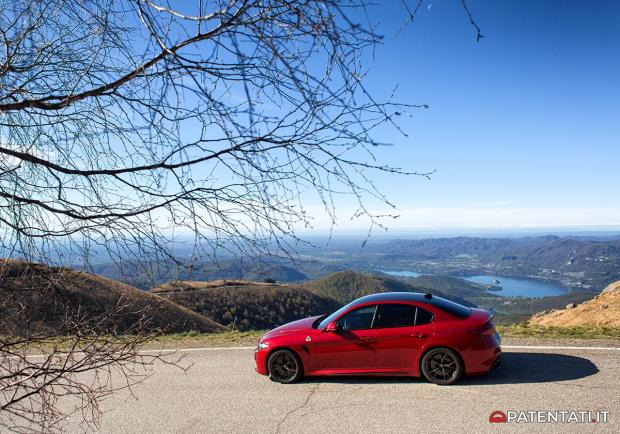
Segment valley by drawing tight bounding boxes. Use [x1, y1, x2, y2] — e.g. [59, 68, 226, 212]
[4, 235, 618, 332]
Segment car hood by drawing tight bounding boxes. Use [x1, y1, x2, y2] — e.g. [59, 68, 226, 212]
[262, 315, 322, 339]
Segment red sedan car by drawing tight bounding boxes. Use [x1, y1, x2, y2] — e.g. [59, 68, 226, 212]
[255, 292, 501, 385]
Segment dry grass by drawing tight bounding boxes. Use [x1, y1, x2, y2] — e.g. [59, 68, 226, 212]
[150, 325, 620, 348]
[0, 260, 227, 335]
[14, 325, 620, 354]
[497, 323, 620, 340]
[151, 279, 284, 293]
[528, 283, 620, 327]
[145, 330, 267, 349]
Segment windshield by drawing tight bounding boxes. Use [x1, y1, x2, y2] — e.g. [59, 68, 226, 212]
[311, 315, 328, 329]
[317, 302, 354, 329]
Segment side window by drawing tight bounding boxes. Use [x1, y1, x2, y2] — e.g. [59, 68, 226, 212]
[415, 307, 434, 325]
[336, 305, 377, 331]
[373, 304, 417, 329]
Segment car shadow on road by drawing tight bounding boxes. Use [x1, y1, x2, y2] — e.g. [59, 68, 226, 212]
[300, 352, 599, 385]
[461, 352, 599, 385]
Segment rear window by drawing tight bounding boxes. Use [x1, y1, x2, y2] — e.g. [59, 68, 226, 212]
[431, 296, 471, 318]
[415, 307, 434, 325]
[373, 304, 417, 328]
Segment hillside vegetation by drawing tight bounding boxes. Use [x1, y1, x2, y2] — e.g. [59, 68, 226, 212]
[529, 281, 620, 327]
[5, 258, 609, 338]
[303, 270, 413, 303]
[0, 260, 226, 335]
[303, 270, 475, 307]
[152, 271, 482, 331]
[151, 280, 341, 331]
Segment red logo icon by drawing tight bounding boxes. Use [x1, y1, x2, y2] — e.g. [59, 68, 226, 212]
[489, 410, 508, 423]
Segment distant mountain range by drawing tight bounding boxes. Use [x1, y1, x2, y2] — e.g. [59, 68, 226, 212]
[302, 235, 620, 290]
[82, 236, 620, 293]
[5, 235, 618, 334]
[89, 258, 308, 289]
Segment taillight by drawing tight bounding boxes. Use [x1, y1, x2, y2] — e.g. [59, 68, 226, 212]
[467, 320, 494, 335]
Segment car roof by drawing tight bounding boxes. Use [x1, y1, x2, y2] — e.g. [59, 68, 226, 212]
[350, 292, 473, 318]
[351, 292, 433, 305]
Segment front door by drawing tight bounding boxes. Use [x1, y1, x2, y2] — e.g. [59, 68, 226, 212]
[312, 305, 377, 371]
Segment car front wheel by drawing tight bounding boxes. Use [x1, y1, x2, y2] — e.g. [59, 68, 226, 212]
[421, 348, 463, 385]
[267, 349, 303, 384]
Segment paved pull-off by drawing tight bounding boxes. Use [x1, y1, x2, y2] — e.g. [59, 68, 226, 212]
[81, 345, 618, 433]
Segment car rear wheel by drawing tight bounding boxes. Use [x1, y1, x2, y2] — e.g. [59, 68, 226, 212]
[421, 348, 463, 385]
[268, 349, 303, 384]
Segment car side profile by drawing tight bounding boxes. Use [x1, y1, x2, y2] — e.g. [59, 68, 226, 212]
[255, 292, 501, 385]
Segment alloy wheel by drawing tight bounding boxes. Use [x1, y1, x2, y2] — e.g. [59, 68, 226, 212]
[421, 348, 463, 385]
[268, 350, 302, 383]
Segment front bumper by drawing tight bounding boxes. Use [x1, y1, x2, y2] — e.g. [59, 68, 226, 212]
[254, 347, 269, 375]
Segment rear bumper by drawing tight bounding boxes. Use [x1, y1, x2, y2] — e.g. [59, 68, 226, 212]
[491, 353, 502, 370]
[463, 333, 501, 375]
[463, 346, 501, 375]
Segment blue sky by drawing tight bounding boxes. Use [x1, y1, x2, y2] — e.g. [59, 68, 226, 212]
[320, 0, 620, 231]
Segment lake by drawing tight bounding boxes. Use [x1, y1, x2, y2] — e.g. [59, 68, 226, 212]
[379, 270, 570, 298]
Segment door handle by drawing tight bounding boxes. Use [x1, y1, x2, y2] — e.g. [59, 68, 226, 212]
[360, 337, 375, 343]
[411, 332, 427, 338]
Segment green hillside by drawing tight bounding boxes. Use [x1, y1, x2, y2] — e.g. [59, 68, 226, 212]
[304, 270, 476, 307]
[151, 280, 341, 331]
[303, 270, 413, 303]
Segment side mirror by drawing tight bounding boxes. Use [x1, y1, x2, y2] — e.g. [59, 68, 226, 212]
[324, 321, 338, 332]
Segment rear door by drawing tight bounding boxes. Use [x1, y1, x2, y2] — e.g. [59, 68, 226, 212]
[312, 305, 378, 371]
[373, 303, 435, 371]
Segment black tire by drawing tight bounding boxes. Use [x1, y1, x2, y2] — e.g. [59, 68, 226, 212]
[267, 349, 303, 384]
[420, 347, 463, 385]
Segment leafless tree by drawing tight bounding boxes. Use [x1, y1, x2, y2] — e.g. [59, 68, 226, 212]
[0, 259, 190, 432]
[0, 0, 482, 431]
[1, 321, 173, 433]
[0, 0, 442, 274]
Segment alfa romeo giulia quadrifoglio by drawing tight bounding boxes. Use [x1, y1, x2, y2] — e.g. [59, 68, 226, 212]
[254, 292, 501, 385]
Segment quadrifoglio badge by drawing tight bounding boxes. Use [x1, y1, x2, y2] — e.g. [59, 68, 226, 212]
[489, 410, 610, 424]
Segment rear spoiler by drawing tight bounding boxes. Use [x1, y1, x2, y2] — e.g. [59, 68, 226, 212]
[487, 307, 496, 321]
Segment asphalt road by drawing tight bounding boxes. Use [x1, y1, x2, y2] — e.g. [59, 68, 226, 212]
[81, 344, 619, 433]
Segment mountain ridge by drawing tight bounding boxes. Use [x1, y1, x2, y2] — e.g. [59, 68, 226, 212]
[0, 259, 226, 335]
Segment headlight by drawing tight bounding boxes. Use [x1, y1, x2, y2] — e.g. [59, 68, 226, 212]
[257, 341, 269, 350]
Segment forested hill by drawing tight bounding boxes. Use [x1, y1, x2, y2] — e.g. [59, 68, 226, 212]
[150, 280, 341, 331]
[302, 270, 477, 307]
[150, 271, 479, 330]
